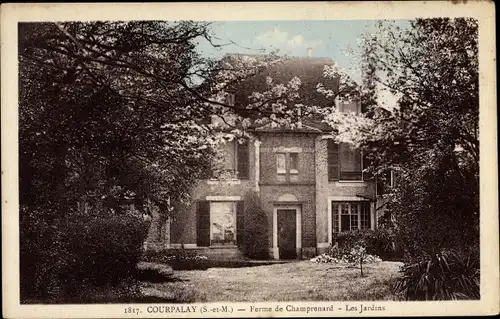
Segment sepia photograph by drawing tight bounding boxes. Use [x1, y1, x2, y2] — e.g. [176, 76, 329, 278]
[2, 1, 498, 318]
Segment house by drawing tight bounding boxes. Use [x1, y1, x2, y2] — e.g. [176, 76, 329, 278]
[146, 53, 380, 260]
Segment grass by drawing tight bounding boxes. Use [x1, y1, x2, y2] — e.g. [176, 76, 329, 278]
[140, 260, 403, 302]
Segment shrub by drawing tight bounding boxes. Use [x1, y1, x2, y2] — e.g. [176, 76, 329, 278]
[394, 248, 480, 300]
[62, 212, 150, 288]
[20, 206, 67, 301]
[334, 229, 399, 260]
[241, 191, 269, 260]
[20, 207, 150, 302]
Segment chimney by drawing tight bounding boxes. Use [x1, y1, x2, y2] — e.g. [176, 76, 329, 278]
[307, 47, 312, 58]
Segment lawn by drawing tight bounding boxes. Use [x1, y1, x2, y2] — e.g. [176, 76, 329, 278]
[140, 260, 403, 302]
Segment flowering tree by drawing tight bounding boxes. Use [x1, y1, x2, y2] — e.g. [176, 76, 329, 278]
[19, 21, 288, 215]
[316, 18, 480, 256]
[19, 21, 302, 295]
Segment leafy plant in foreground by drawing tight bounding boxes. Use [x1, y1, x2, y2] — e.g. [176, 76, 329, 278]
[394, 248, 480, 300]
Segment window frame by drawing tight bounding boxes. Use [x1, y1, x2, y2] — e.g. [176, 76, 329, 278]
[210, 138, 249, 181]
[276, 153, 287, 175]
[220, 140, 238, 174]
[289, 152, 299, 174]
[209, 201, 237, 247]
[339, 143, 363, 181]
[332, 101, 364, 182]
[276, 152, 300, 175]
[332, 201, 371, 233]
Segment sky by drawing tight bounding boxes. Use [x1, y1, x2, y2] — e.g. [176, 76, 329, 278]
[195, 20, 410, 108]
[196, 20, 409, 79]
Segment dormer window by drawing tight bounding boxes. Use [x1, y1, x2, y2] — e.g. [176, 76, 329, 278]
[225, 91, 236, 106]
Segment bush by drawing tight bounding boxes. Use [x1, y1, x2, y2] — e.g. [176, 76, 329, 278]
[394, 248, 480, 300]
[63, 213, 150, 287]
[241, 191, 269, 260]
[20, 207, 150, 302]
[143, 248, 209, 270]
[334, 229, 400, 260]
[20, 206, 67, 301]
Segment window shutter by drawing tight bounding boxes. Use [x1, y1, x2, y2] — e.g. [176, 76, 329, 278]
[196, 201, 210, 247]
[327, 140, 340, 181]
[362, 153, 373, 180]
[237, 140, 249, 180]
[236, 201, 245, 248]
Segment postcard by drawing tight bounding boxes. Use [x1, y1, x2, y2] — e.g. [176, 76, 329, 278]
[2, 1, 498, 318]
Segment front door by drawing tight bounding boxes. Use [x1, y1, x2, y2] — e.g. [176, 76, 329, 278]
[277, 209, 297, 259]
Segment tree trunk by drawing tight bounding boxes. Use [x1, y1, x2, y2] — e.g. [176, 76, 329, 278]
[144, 199, 169, 252]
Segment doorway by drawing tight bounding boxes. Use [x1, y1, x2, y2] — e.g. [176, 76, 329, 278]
[277, 209, 297, 259]
[273, 205, 301, 259]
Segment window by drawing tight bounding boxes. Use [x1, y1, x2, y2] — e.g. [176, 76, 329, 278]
[339, 143, 362, 180]
[197, 200, 244, 247]
[276, 152, 299, 175]
[376, 169, 395, 195]
[339, 102, 360, 115]
[289, 153, 299, 174]
[221, 141, 236, 172]
[332, 201, 371, 232]
[213, 139, 249, 180]
[276, 153, 286, 174]
[327, 140, 363, 181]
[225, 92, 235, 106]
[328, 101, 364, 181]
[210, 202, 236, 246]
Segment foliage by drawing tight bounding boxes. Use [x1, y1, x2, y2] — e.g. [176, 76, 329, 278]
[317, 18, 479, 258]
[242, 191, 270, 260]
[334, 229, 398, 260]
[310, 246, 382, 267]
[394, 248, 480, 300]
[20, 209, 149, 301]
[19, 21, 234, 213]
[18, 21, 285, 294]
[63, 213, 150, 286]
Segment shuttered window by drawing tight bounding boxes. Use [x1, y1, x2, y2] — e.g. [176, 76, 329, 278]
[210, 202, 236, 246]
[237, 139, 249, 180]
[327, 140, 340, 181]
[339, 143, 362, 180]
[328, 140, 363, 181]
[197, 200, 244, 247]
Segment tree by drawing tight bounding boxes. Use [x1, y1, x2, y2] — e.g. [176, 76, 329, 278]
[242, 191, 269, 259]
[317, 18, 479, 256]
[18, 21, 292, 299]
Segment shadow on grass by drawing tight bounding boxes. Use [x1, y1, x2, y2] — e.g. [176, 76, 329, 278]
[22, 284, 193, 304]
[135, 270, 189, 283]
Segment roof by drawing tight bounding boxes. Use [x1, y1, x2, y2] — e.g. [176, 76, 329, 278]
[220, 53, 339, 133]
[225, 54, 338, 109]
